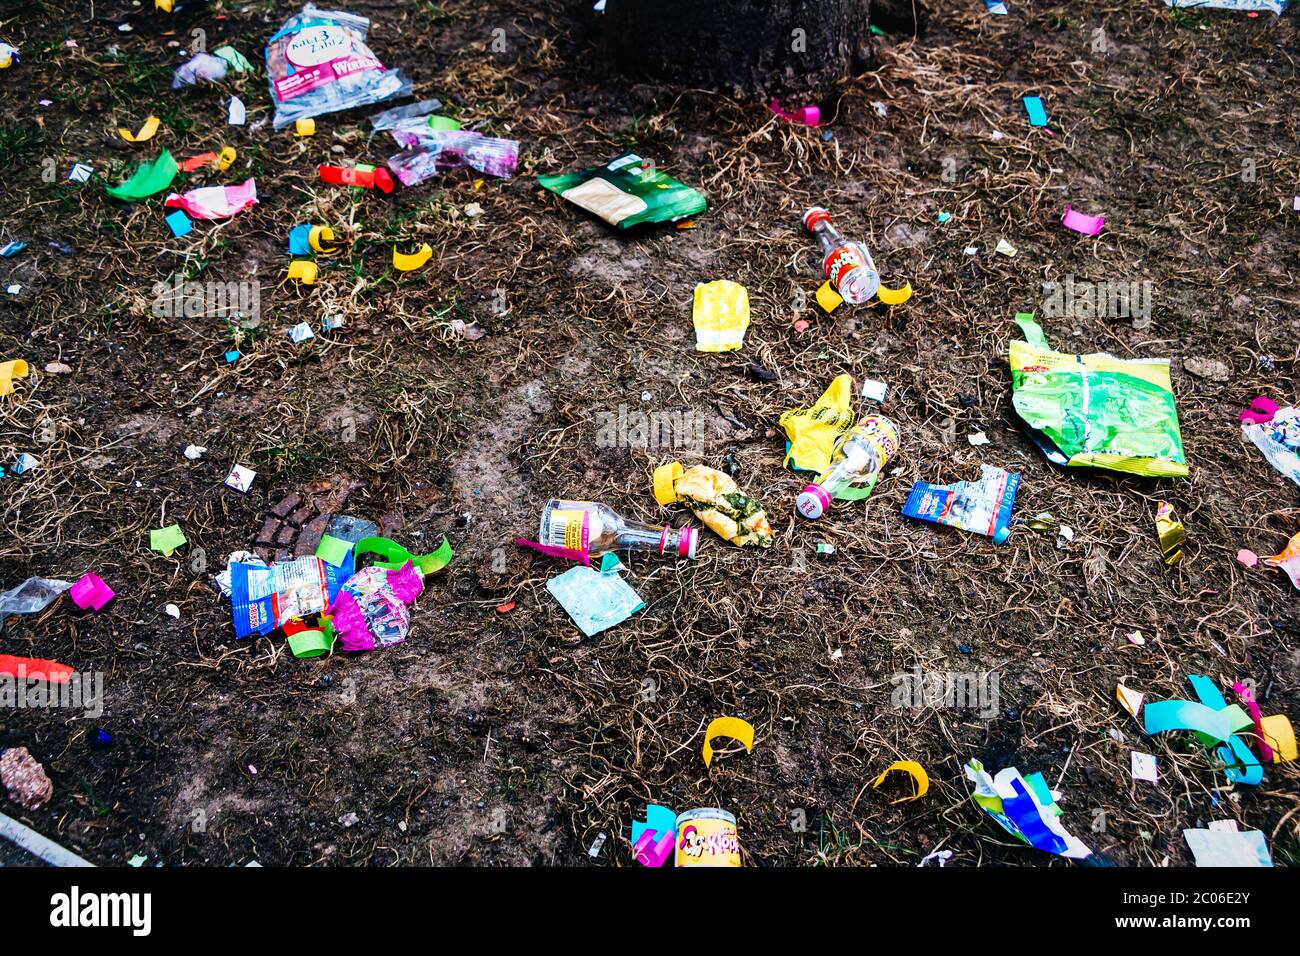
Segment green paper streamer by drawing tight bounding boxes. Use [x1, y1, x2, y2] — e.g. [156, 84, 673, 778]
[287, 629, 334, 659]
[353, 535, 453, 576]
[106, 150, 179, 202]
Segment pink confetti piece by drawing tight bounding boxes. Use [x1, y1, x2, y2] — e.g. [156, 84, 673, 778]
[1062, 205, 1104, 236]
[164, 178, 258, 220]
[1238, 395, 1278, 425]
[1237, 549, 1259, 568]
[770, 98, 820, 126]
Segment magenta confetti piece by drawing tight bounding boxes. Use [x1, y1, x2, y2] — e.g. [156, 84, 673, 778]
[1231, 680, 1273, 763]
[770, 98, 820, 126]
[514, 537, 591, 566]
[1061, 205, 1104, 236]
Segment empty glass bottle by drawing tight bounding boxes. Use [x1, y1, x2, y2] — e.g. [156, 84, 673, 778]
[539, 499, 698, 559]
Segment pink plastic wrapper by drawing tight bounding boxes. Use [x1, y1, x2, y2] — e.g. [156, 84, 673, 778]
[328, 561, 424, 652]
[164, 179, 258, 220]
[386, 125, 518, 181]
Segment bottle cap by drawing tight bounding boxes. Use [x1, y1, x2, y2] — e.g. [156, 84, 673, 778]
[680, 526, 698, 559]
[795, 484, 831, 520]
[802, 206, 832, 231]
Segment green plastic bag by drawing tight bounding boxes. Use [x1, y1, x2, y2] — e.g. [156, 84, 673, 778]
[1009, 314, 1188, 477]
[537, 153, 706, 229]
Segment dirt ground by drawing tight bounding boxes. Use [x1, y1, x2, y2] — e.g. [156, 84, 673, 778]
[0, 0, 1297, 867]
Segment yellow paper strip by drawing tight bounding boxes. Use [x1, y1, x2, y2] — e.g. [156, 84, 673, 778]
[1116, 684, 1145, 719]
[0, 359, 30, 397]
[287, 260, 318, 285]
[117, 116, 160, 144]
[393, 244, 433, 271]
[871, 760, 929, 803]
[309, 225, 336, 254]
[876, 280, 913, 305]
[815, 281, 843, 314]
[1261, 714, 1296, 763]
[702, 716, 754, 767]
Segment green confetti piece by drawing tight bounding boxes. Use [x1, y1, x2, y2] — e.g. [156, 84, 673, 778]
[149, 523, 187, 555]
[106, 150, 179, 202]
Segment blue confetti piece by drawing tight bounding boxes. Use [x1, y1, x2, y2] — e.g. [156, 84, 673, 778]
[165, 209, 192, 237]
[1023, 96, 1048, 127]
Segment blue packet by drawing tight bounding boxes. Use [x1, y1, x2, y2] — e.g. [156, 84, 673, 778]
[230, 553, 353, 638]
[546, 558, 644, 637]
[901, 465, 1020, 544]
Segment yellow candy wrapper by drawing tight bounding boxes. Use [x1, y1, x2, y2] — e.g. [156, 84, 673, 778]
[1154, 501, 1185, 565]
[653, 461, 773, 547]
[693, 280, 749, 352]
[778, 373, 856, 474]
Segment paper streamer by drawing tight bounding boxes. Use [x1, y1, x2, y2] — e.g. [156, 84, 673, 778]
[1260, 715, 1296, 763]
[309, 225, 337, 254]
[876, 281, 913, 305]
[286, 629, 334, 659]
[631, 803, 676, 846]
[0, 359, 29, 397]
[770, 98, 820, 126]
[1062, 205, 1105, 236]
[117, 115, 160, 143]
[815, 281, 843, 314]
[1231, 680, 1272, 763]
[702, 716, 755, 767]
[1143, 675, 1263, 785]
[393, 244, 433, 271]
[514, 537, 591, 566]
[0, 655, 74, 684]
[353, 535, 452, 576]
[106, 150, 178, 202]
[871, 760, 929, 803]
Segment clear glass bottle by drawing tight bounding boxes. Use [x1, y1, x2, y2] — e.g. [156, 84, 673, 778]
[803, 206, 880, 305]
[796, 415, 900, 519]
[539, 500, 698, 559]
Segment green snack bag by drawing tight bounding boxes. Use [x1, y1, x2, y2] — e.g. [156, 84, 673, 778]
[537, 153, 706, 229]
[1009, 313, 1188, 477]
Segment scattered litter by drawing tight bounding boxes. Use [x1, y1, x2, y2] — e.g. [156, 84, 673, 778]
[0, 241, 25, 257]
[0, 359, 29, 397]
[1237, 548, 1258, 567]
[164, 209, 192, 238]
[780, 374, 856, 475]
[1130, 751, 1158, 783]
[0, 577, 72, 631]
[967, 431, 989, 446]
[803, 206, 879, 305]
[1241, 400, 1300, 487]
[385, 130, 519, 183]
[675, 808, 740, 866]
[1010, 313, 1187, 476]
[164, 603, 180, 619]
[288, 321, 315, 343]
[1022, 96, 1048, 127]
[653, 461, 773, 546]
[769, 98, 819, 125]
[172, 52, 229, 88]
[12, 453, 38, 475]
[287, 261, 318, 285]
[117, 115, 160, 143]
[183, 445, 206, 460]
[692, 280, 750, 352]
[1143, 674, 1262, 785]
[164, 179, 258, 220]
[68, 163, 92, 183]
[546, 558, 645, 637]
[631, 803, 675, 867]
[330, 560, 424, 652]
[295, 118, 316, 137]
[536, 499, 696, 560]
[702, 716, 754, 767]
[902, 465, 1020, 544]
[861, 378, 888, 402]
[319, 163, 394, 192]
[587, 832, 607, 858]
[1165, 0, 1287, 13]
[965, 759, 1092, 859]
[1183, 826, 1272, 867]
[983, 0, 1009, 15]
[795, 415, 899, 520]
[149, 523, 187, 556]
[994, 238, 1017, 257]
[871, 760, 929, 803]
[267, 4, 411, 130]
[1154, 502, 1185, 565]
[1264, 531, 1300, 590]
[392, 244, 433, 271]
[106, 150, 178, 202]
[1061, 205, 1104, 236]
[224, 464, 256, 493]
[1127, 630, 1145, 646]
[228, 95, 247, 126]
[69, 573, 114, 612]
[1116, 684, 1145, 718]
[538, 153, 706, 229]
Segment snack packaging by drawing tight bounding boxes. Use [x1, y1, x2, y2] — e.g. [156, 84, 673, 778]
[1010, 314, 1188, 477]
[327, 561, 423, 652]
[537, 153, 706, 229]
[901, 465, 1020, 544]
[779, 374, 857, 474]
[265, 4, 411, 130]
[653, 462, 774, 547]
[229, 554, 353, 638]
[1242, 402, 1300, 488]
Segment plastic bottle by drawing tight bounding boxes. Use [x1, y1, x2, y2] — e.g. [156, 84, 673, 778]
[796, 416, 900, 519]
[803, 207, 880, 304]
[539, 500, 698, 559]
